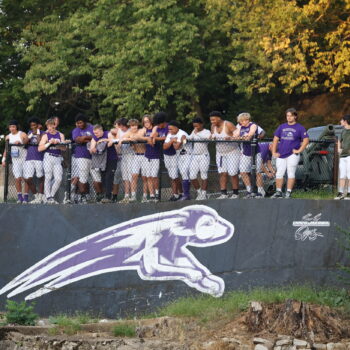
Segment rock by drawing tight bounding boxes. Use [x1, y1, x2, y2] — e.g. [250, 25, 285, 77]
[276, 338, 293, 347]
[313, 344, 327, 350]
[274, 346, 282, 350]
[327, 344, 347, 350]
[293, 339, 309, 348]
[255, 344, 271, 350]
[99, 319, 109, 323]
[251, 301, 263, 312]
[253, 338, 274, 350]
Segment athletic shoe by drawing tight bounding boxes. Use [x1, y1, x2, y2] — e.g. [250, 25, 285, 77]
[255, 193, 264, 199]
[141, 197, 148, 203]
[169, 195, 180, 201]
[196, 192, 207, 201]
[179, 195, 190, 201]
[129, 195, 137, 202]
[30, 193, 43, 204]
[112, 195, 119, 203]
[80, 195, 88, 204]
[345, 194, 350, 200]
[119, 196, 130, 204]
[285, 191, 292, 199]
[217, 194, 228, 199]
[22, 199, 29, 204]
[271, 191, 283, 198]
[334, 192, 346, 200]
[101, 197, 112, 204]
[149, 196, 158, 203]
[16, 199, 23, 204]
[47, 197, 59, 204]
[243, 192, 255, 199]
[96, 193, 104, 202]
[230, 193, 239, 199]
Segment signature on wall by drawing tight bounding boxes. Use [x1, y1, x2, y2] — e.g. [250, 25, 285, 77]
[0, 205, 234, 300]
[293, 213, 330, 241]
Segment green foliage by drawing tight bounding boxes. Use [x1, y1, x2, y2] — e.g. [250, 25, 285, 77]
[48, 312, 97, 335]
[291, 188, 335, 199]
[156, 286, 350, 321]
[113, 323, 136, 337]
[5, 300, 38, 326]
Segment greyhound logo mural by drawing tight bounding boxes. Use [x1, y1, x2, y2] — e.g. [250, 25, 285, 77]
[0, 205, 234, 300]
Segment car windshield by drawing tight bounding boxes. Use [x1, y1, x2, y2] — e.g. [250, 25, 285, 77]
[307, 127, 325, 141]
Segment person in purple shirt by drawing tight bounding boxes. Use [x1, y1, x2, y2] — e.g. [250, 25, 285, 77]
[140, 115, 160, 202]
[271, 108, 309, 198]
[259, 142, 275, 178]
[23, 117, 45, 203]
[151, 112, 182, 201]
[71, 113, 93, 203]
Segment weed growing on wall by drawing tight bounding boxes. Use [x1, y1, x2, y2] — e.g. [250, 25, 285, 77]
[113, 323, 136, 337]
[5, 300, 38, 326]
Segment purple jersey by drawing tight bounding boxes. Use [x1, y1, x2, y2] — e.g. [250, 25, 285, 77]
[92, 130, 117, 160]
[26, 130, 44, 161]
[157, 124, 176, 156]
[239, 122, 260, 156]
[46, 131, 62, 156]
[274, 123, 308, 158]
[72, 124, 93, 159]
[145, 128, 160, 159]
[259, 142, 272, 163]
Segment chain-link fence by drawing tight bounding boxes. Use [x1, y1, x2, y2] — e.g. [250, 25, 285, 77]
[3, 138, 337, 203]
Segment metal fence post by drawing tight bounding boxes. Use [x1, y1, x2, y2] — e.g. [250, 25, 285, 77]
[158, 141, 163, 202]
[65, 143, 72, 203]
[4, 141, 10, 203]
[250, 137, 258, 194]
[333, 137, 338, 190]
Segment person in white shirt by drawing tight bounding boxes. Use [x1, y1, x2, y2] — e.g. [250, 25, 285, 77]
[2, 120, 28, 203]
[163, 120, 192, 200]
[188, 117, 211, 200]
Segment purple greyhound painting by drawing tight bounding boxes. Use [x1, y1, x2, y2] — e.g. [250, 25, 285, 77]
[0, 205, 234, 300]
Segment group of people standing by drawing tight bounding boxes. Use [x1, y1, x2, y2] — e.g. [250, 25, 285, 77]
[2, 108, 350, 203]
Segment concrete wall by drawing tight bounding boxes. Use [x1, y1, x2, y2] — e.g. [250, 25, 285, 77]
[0, 199, 349, 318]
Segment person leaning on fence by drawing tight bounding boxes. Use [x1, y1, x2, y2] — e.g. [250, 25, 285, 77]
[38, 118, 66, 204]
[152, 112, 183, 201]
[164, 120, 192, 200]
[271, 108, 309, 199]
[89, 124, 109, 203]
[71, 113, 94, 203]
[188, 117, 211, 200]
[139, 115, 160, 202]
[116, 118, 133, 203]
[259, 142, 276, 179]
[335, 114, 350, 200]
[210, 111, 240, 199]
[102, 121, 122, 203]
[2, 120, 29, 203]
[23, 117, 45, 204]
[236, 112, 265, 198]
[118, 119, 148, 203]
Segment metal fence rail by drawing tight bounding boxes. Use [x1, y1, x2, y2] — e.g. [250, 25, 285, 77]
[3, 138, 337, 203]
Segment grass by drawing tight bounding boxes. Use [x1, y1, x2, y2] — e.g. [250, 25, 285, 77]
[113, 323, 136, 337]
[291, 188, 335, 199]
[48, 312, 97, 335]
[155, 286, 350, 322]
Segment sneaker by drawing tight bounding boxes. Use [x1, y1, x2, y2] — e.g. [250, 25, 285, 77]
[271, 191, 283, 198]
[230, 193, 239, 199]
[179, 195, 190, 201]
[47, 197, 59, 204]
[244, 192, 256, 199]
[96, 193, 104, 202]
[345, 194, 350, 200]
[217, 194, 228, 199]
[141, 197, 148, 203]
[334, 192, 345, 200]
[80, 195, 88, 204]
[196, 192, 207, 201]
[119, 196, 130, 203]
[112, 195, 119, 203]
[285, 191, 292, 199]
[101, 197, 112, 204]
[149, 196, 158, 203]
[169, 195, 180, 201]
[16, 199, 23, 204]
[255, 192, 264, 199]
[129, 195, 137, 202]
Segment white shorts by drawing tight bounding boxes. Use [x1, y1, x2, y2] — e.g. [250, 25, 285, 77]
[190, 154, 210, 180]
[24, 160, 44, 179]
[276, 153, 300, 179]
[113, 161, 122, 185]
[143, 158, 160, 178]
[72, 157, 91, 184]
[43, 153, 63, 178]
[91, 168, 102, 182]
[121, 154, 133, 181]
[178, 153, 191, 180]
[239, 153, 263, 173]
[11, 158, 25, 179]
[339, 156, 350, 180]
[164, 154, 179, 180]
[216, 151, 240, 176]
[130, 154, 146, 176]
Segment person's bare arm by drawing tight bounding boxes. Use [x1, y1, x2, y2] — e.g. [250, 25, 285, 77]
[225, 121, 236, 139]
[173, 135, 186, 150]
[38, 134, 49, 152]
[20, 132, 29, 144]
[75, 135, 92, 144]
[163, 137, 175, 150]
[1, 135, 9, 166]
[90, 138, 97, 154]
[272, 136, 280, 158]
